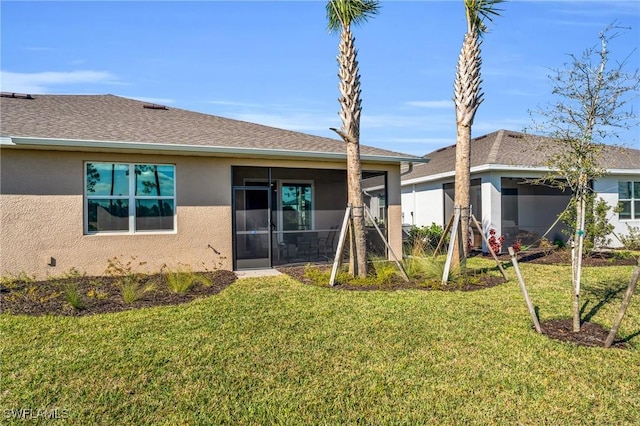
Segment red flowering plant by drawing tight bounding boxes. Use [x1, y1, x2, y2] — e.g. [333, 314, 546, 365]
[487, 229, 505, 254]
[511, 239, 523, 254]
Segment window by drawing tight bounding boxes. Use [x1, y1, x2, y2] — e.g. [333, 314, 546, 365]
[281, 182, 313, 231]
[618, 181, 640, 220]
[85, 162, 175, 233]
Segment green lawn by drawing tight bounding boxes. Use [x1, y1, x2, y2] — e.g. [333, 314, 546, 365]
[2, 260, 639, 425]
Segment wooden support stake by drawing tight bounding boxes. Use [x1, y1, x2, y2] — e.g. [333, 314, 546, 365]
[509, 247, 542, 334]
[470, 214, 508, 281]
[442, 208, 461, 286]
[329, 205, 352, 286]
[605, 264, 639, 348]
[433, 213, 455, 258]
[364, 205, 409, 282]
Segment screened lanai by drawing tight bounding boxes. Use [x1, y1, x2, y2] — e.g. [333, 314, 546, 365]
[232, 166, 388, 270]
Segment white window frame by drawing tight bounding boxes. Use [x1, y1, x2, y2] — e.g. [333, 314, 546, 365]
[618, 180, 640, 221]
[84, 162, 177, 235]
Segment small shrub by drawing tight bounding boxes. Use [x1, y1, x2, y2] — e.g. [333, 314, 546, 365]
[86, 279, 109, 300]
[511, 239, 522, 254]
[162, 264, 212, 294]
[121, 276, 155, 304]
[560, 196, 615, 252]
[619, 225, 640, 250]
[105, 256, 154, 304]
[487, 229, 505, 254]
[63, 282, 85, 310]
[1, 271, 35, 289]
[370, 258, 399, 287]
[406, 223, 446, 253]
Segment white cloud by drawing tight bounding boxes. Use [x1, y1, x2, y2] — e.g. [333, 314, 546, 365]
[362, 112, 454, 129]
[405, 100, 453, 109]
[0, 70, 118, 93]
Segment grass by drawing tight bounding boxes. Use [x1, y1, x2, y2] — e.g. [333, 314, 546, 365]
[62, 282, 85, 310]
[163, 268, 213, 294]
[2, 259, 639, 425]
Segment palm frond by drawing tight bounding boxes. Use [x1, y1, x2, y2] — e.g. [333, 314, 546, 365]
[327, 0, 380, 32]
[465, 0, 505, 35]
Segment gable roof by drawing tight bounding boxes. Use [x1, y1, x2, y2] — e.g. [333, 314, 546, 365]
[402, 129, 640, 184]
[0, 93, 422, 164]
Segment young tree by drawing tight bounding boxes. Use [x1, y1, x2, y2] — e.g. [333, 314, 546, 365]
[529, 24, 640, 332]
[327, 0, 380, 278]
[452, 0, 504, 267]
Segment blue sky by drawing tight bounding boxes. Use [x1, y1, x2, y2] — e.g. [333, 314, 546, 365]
[1, 1, 639, 156]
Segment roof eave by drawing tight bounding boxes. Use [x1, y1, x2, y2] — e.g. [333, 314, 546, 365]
[401, 164, 555, 185]
[401, 163, 640, 186]
[3, 136, 427, 164]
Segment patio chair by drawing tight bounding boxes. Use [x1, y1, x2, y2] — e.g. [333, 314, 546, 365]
[317, 225, 339, 259]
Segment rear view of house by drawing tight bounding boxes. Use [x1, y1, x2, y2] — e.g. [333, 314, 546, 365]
[1, 93, 421, 278]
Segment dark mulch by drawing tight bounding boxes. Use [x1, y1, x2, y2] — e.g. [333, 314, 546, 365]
[1, 270, 237, 317]
[516, 248, 639, 267]
[541, 318, 629, 349]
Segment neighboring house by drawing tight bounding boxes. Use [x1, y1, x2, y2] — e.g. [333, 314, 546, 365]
[400, 130, 640, 249]
[0, 93, 424, 278]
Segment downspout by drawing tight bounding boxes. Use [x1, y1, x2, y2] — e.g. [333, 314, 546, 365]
[401, 162, 414, 176]
[401, 162, 415, 225]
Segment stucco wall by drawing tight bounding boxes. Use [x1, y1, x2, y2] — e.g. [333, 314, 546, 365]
[1, 149, 233, 278]
[594, 175, 640, 247]
[401, 182, 443, 227]
[1, 148, 403, 278]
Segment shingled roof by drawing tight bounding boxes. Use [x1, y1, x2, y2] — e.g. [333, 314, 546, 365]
[0, 93, 419, 163]
[402, 129, 640, 183]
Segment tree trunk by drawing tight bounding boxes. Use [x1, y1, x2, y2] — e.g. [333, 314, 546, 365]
[453, 124, 471, 269]
[336, 24, 367, 278]
[453, 30, 482, 269]
[572, 186, 587, 332]
[347, 140, 366, 277]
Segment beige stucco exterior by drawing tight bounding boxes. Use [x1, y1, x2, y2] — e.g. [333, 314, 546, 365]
[1, 147, 403, 278]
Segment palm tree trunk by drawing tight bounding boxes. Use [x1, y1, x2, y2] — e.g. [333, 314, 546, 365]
[453, 31, 482, 268]
[336, 24, 367, 278]
[454, 124, 471, 268]
[347, 141, 366, 277]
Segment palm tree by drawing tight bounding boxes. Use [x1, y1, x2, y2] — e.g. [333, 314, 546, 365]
[453, 0, 504, 266]
[327, 0, 380, 278]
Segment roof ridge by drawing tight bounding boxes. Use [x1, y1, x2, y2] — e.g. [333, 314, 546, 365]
[486, 129, 505, 164]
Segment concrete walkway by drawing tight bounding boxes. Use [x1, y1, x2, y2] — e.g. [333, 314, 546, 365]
[235, 269, 283, 279]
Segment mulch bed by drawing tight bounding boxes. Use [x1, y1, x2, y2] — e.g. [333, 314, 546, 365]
[540, 318, 630, 349]
[1, 270, 237, 317]
[514, 248, 639, 267]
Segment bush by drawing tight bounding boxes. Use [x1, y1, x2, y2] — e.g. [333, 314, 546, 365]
[619, 225, 640, 250]
[406, 223, 446, 253]
[163, 265, 212, 294]
[560, 195, 615, 252]
[63, 282, 85, 310]
[487, 229, 505, 254]
[105, 256, 155, 304]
